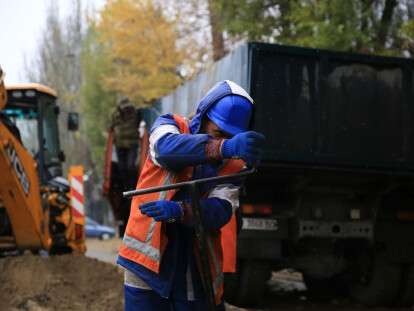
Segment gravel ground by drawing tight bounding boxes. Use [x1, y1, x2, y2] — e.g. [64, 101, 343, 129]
[85, 238, 413, 310]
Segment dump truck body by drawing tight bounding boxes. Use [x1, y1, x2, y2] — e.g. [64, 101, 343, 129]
[141, 43, 414, 307]
[159, 43, 414, 171]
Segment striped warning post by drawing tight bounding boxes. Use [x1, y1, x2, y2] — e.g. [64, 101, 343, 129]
[69, 166, 84, 218]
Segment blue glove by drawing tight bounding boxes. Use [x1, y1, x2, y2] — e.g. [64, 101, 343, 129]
[221, 131, 265, 166]
[139, 200, 183, 222]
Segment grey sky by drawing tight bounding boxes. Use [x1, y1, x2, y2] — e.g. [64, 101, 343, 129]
[0, 0, 105, 84]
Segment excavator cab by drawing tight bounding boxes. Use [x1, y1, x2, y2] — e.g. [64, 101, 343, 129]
[3, 84, 65, 182]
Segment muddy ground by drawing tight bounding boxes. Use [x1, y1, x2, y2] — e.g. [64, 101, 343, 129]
[0, 238, 411, 310]
[0, 251, 123, 311]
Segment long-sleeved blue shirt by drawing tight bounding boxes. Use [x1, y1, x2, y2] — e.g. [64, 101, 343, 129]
[118, 116, 239, 301]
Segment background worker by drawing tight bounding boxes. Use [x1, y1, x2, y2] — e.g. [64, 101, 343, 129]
[118, 80, 265, 310]
[109, 97, 141, 236]
[110, 97, 141, 186]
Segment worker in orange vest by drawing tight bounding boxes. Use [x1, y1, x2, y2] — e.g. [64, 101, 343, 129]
[118, 80, 265, 311]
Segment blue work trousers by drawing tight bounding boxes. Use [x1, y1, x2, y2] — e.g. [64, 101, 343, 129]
[124, 285, 225, 311]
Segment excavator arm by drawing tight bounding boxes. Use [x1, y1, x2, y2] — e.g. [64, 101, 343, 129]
[0, 120, 51, 251]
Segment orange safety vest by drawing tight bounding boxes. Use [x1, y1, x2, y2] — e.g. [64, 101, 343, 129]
[119, 114, 243, 304]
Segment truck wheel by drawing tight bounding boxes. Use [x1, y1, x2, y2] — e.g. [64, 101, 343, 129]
[224, 260, 271, 307]
[397, 264, 414, 306]
[303, 275, 345, 299]
[349, 254, 401, 306]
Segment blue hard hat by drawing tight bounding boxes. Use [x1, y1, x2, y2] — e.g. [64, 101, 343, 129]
[206, 95, 253, 136]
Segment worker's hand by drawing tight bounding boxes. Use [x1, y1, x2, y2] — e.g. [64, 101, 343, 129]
[221, 131, 265, 166]
[139, 200, 183, 222]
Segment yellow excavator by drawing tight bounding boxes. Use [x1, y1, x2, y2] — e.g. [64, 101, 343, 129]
[0, 66, 85, 254]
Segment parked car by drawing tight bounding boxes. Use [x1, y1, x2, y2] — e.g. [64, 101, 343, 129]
[85, 217, 115, 240]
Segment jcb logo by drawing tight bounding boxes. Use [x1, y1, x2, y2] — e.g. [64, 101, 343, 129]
[6, 143, 30, 195]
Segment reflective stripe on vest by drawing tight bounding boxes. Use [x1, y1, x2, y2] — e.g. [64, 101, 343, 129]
[122, 173, 172, 263]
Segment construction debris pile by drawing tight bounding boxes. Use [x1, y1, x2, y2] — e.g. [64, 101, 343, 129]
[0, 254, 123, 311]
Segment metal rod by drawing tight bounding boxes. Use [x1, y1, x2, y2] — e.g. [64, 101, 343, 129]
[121, 166, 256, 310]
[123, 167, 255, 198]
[189, 183, 216, 311]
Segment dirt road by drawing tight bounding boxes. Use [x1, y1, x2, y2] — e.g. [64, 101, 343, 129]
[86, 237, 121, 264]
[85, 238, 411, 311]
[0, 239, 410, 310]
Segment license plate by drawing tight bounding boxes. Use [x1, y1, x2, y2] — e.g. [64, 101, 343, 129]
[242, 218, 278, 231]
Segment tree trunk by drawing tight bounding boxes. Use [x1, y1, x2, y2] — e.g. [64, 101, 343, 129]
[377, 0, 397, 49]
[208, 0, 225, 61]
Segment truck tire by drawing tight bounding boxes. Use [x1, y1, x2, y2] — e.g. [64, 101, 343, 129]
[349, 254, 401, 306]
[224, 259, 271, 307]
[303, 275, 345, 299]
[397, 264, 414, 306]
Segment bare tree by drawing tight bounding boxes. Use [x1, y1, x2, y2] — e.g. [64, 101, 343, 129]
[24, 0, 93, 171]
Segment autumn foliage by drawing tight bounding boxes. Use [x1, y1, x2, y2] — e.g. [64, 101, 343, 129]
[97, 0, 184, 106]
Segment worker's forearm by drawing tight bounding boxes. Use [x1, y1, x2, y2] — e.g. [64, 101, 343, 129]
[155, 133, 222, 170]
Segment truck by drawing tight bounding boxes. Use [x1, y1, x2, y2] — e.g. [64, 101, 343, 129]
[0, 70, 86, 255]
[137, 43, 414, 307]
